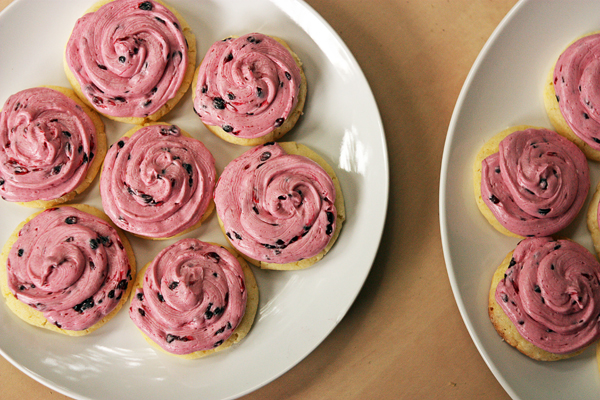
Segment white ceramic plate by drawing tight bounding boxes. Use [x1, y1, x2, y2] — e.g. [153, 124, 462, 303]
[0, 1, 388, 399]
[441, 0, 600, 399]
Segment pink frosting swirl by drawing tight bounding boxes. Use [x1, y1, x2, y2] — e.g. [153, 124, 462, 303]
[193, 33, 302, 139]
[100, 124, 216, 238]
[554, 33, 600, 149]
[481, 128, 589, 237]
[0, 87, 97, 202]
[6, 206, 133, 331]
[214, 143, 337, 264]
[129, 238, 247, 354]
[496, 237, 600, 354]
[65, 0, 189, 119]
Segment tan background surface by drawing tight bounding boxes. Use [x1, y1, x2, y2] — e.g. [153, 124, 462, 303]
[0, 0, 516, 399]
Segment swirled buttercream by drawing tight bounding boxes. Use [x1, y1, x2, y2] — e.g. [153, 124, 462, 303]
[0, 87, 98, 203]
[481, 128, 589, 237]
[193, 33, 302, 139]
[6, 206, 133, 331]
[214, 142, 337, 264]
[129, 238, 247, 354]
[554, 33, 600, 149]
[496, 237, 600, 354]
[65, 0, 190, 119]
[100, 123, 216, 238]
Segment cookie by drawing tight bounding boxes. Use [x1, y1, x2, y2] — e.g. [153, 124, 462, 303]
[488, 237, 600, 361]
[129, 239, 258, 358]
[192, 33, 307, 146]
[586, 180, 600, 258]
[214, 141, 345, 270]
[64, 0, 196, 124]
[544, 31, 600, 161]
[0, 86, 106, 208]
[100, 122, 216, 240]
[474, 125, 589, 238]
[0, 204, 136, 336]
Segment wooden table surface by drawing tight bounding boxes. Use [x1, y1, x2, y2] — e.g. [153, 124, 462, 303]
[0, 0, 517, 399]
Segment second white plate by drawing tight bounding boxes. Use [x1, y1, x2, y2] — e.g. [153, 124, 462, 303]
[441, 0, 600, 399]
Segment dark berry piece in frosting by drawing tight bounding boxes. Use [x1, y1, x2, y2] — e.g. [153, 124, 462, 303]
[139, 1, 153, 10]
[141, 194, 154, 204]
[215, 326, 225, 335]
[165, 334, 189, 343]
[169, 281, 179, 290]
[207, 252, 221, 262]
[327, 211, 335, 224]
[99, 235, 112, 247]
[17, 248, 23, 257]
[90, 238, 99, 250]
[182, 163, 193, 175]
[73, 297, 95, 313]
[213, 97, 226, 110]
[222, 125, 234, 133]
[117, 279, 128, 290]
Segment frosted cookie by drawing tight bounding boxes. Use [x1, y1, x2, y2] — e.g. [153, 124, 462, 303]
[544, 31, 600, 161]
[192, 33, 307, 146]
[100, 122, 216, 240]
[64, 0, 196, 124]
[474, 125, 589, 238]
[214, 142, 345, 270]
[0, 86, 106, 208]
[129, 238, 258, 358]
[586, 180, 600, 258]
[0, 204, 136, 336]
[489, 237, 600, 361]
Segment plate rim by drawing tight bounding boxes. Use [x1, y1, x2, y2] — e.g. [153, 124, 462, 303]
[439, 0, 526, 399]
